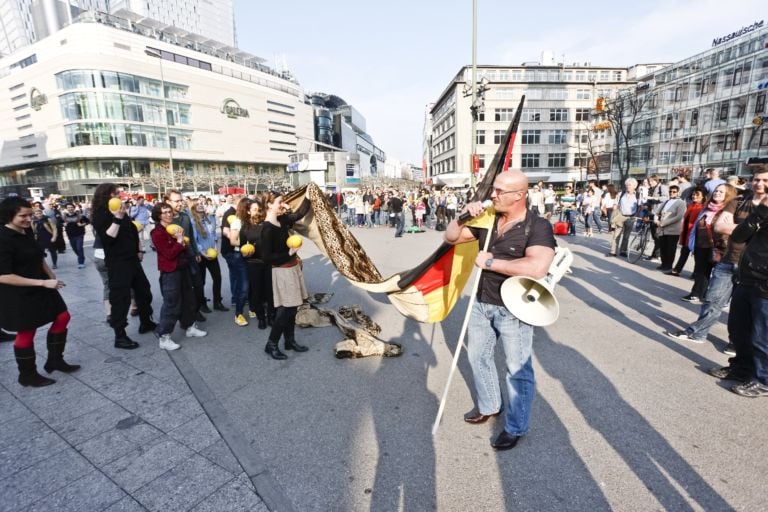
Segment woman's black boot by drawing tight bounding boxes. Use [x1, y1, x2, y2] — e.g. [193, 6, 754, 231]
[44, 330, 81, 373]
[264, 339, 287, 360]
[15, 347, 55, 387]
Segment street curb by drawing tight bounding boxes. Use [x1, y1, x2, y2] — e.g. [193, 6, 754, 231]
[168, 350, 296, 512]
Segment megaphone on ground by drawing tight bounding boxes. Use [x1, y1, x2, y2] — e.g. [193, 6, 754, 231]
[500, 247, 573, 327]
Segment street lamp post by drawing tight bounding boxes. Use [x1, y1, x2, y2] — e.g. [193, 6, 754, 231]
[464, 0, 489, 188]
[144, 49, 175, 189]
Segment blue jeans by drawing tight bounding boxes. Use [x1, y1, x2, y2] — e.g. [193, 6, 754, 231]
[686, 262, 734, 340]
[223, 252, 249, 315]
[467, 301, 535, 436]
[729, 284, 768, 384]
[393, 213, 405, 237]
[590, 210, 603, 232]
[69, 235, 85, 264]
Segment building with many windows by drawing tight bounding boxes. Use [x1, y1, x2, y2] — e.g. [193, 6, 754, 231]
[613, 22, 768, 180]
[426, 60, 643, 186]
[1, 0, 236, 56]
[0, 9, 312, 197]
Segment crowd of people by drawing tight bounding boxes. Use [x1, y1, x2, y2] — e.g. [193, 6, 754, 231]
[2, 162, 768, 408]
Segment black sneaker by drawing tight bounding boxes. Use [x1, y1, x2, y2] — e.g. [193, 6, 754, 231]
[199, 304, 212, 314]
[731, 380, 768, 398]
[723, 343, 736, 357]
[681, 295, 700, 303]
[707, 366, 749, 382]
[138, 320, 158, 334]
[665, 330, 704, 344]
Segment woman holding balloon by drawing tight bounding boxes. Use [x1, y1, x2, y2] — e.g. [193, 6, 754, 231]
[150, 202, 207, 351]
[260, 192, 310, 360]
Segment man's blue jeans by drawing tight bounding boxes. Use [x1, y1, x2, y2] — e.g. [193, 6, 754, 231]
[728, 284, 768, 384]
[69, 235, 85, 265]
[467, 301, 535, 436]
[687, 262, 734, 340]
[223, 252, 249, 316]
[394, 213, 405, 237]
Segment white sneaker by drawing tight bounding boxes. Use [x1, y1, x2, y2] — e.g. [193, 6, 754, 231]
[185, 323, 207, 338]
[158, 334, 181, 351]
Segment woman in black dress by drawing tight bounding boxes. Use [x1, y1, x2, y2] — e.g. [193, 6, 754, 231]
[261, 192, 310, 360]
[32, 207, 58, 269]
[240, 196, 274, 329]
[0, 197, 79, 387]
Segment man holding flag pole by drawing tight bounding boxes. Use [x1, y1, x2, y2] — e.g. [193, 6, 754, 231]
[444, 169, 555, 450]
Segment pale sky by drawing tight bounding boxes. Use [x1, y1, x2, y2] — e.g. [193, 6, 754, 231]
[234, 0, 764, 164]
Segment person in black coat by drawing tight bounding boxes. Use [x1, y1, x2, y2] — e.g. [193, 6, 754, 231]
[91, 183, 156, 349]
[0, 197, 80, 387]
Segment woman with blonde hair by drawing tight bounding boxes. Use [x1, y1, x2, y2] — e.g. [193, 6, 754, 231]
[682, 184, 738, 302]
[190, 199, 228, 312]
[223, 197, 251, 326]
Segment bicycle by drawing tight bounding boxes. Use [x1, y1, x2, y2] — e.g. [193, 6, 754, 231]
[627, 216, 653, 264]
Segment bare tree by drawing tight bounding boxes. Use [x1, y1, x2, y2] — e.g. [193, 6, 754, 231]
[606, 89, 647, 184]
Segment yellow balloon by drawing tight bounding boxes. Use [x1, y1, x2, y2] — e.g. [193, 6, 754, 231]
[227, 214, 237, 225]
[166, 224, 180, 236]
[183, 236, 190, 246]
[206, 248, 218, 259]
[240, 243, 255, 257]
[286, 234, 303, 249]
[108, 197, 122, 212]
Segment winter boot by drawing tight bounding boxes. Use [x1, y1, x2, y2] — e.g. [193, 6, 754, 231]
[283, 320, 308, 352]
[15, 346, 55, 387]
[264, 339, 287, 360]
[44, 330, 81, 374]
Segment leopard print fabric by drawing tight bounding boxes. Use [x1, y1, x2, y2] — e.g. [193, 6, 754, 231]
[285, 183, 383, 284]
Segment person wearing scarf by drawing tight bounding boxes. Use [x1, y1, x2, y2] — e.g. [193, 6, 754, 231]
[683, 184, 737, 302]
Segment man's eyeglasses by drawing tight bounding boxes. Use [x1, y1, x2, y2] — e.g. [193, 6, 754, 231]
[493, 188, 524, 196]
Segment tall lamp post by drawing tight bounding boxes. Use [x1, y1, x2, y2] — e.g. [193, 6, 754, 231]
[144, 48, 175, 189]
[464, 0, 489, 188]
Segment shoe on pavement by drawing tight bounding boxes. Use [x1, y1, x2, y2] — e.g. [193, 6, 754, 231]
[138, 320, 157, 334]
[723, 343, 736, 356]
[199, 304, 212, 314]
[605, 252, 616, 257]
[185, 323, 207, 338]
[708, 366, 749, 382]
[114, 336, 139, 350]
[248, 310, 257, 318]
[731, 380, 768, 398]
[213, 301, 230, 312]
[491, 430, 521, 451]
[234, 314, 249, 327]
[665, 330, 704, 344]
[158, 334, 181, 351]
[463, 408, 502, 425]
[196, 311, 207, 322]
[681, 295, 700, 303]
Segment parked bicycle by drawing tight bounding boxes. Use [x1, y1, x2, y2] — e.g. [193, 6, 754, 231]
[627, 216, 653, 264]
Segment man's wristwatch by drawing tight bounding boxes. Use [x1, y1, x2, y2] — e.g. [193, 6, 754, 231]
[484, 258, 494, 269]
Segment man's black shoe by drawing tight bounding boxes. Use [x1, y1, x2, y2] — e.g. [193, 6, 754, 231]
[138, 320, 157, 334]
[463, 408, 501, 425]
[257, 318, 267, 329]
[491, 430, 520, 451]
[0, 329, 15, 342]
[199, 303, 212, 314]
[213, 301, 229, 312]
[115, 336, 140, 350]
[605, 253, 616, 257]
[619, 252, 628, 257]
[707, 366, 749, 382]
[196, 311, 207, 322]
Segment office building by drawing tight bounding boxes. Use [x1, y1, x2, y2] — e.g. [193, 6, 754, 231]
[0, 9, 312, 197]
[615, 22, 768, 179]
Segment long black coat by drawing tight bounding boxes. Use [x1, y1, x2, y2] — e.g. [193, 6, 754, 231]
[0, 226, 67, 331]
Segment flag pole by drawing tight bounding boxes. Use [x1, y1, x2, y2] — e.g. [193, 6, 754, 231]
[432, 231, 493, 436]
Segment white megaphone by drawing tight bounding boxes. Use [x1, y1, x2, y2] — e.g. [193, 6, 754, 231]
[500, 247, 573, 327]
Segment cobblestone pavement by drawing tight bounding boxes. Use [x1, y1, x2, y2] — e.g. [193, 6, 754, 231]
[0, 241, 270, 511]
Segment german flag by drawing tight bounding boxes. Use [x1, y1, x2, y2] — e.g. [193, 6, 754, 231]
[285, 96, 525, 323]
[386, 96, 526, 322]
